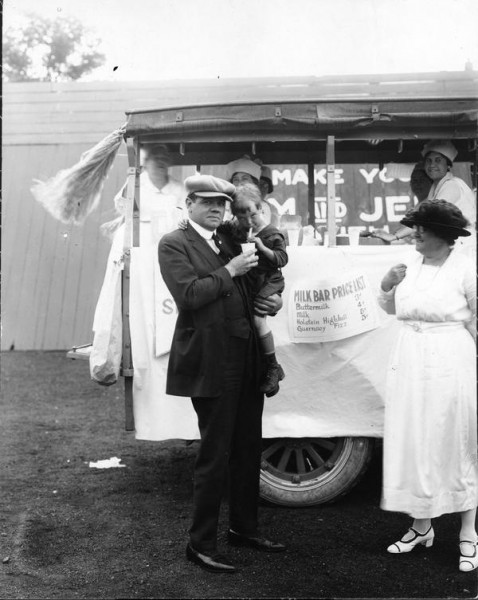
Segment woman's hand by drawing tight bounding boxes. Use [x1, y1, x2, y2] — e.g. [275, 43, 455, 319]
[360, 229, 396, 244]
[363, 226, 413, 243]
[381, 264, 407, 292]
[376, 231, 397, 243]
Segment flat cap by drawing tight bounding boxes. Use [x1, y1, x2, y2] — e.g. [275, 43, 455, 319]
[226, 157, 261, 182]
[421, 140, 458, 163]
[185, 174, 235, 200]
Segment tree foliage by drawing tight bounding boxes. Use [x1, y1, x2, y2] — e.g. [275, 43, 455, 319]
[3, 14, 106, 82]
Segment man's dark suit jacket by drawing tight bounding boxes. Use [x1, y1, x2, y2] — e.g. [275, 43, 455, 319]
[158, 223, 258, 398]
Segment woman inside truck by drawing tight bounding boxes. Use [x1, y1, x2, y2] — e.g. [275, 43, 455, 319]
[370, 140, 476, 253]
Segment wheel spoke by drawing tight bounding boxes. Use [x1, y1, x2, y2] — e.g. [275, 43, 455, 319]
[295, 449, 307, 474]
[314, 439, 336, 452]
[277, 447, 292, 472]
[306, 446, 326, 468]
[261, 441, 284, 461]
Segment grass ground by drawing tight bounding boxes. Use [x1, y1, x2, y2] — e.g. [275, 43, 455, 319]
[1, 351, 477, 599]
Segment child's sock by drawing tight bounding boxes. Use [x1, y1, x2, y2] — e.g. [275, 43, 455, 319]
[259, 331, 278, 364]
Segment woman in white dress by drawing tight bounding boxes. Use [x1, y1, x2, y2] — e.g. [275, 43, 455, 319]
[378, 199, 478, 572]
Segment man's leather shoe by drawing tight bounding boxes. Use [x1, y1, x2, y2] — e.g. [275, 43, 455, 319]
[227, 529, 287, 553]
[186, 543, 237, 573]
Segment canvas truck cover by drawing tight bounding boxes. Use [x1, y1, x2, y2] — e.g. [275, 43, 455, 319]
[123, 74, 478, 156]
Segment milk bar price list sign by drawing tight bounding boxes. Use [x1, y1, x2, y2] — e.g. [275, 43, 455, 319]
[288, 270, 381, 343]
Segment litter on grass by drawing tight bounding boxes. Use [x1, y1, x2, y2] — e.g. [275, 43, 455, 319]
[89, 457, 126, 469]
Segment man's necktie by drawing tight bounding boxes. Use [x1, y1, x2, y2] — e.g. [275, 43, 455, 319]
[212, 233, 229, 260]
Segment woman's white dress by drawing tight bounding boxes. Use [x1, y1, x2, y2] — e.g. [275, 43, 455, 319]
[379, 249, 477, 518]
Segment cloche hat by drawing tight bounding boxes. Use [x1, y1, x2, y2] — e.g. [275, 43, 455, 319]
[421, 140, 458, 163]
[226, 156, 261, 182]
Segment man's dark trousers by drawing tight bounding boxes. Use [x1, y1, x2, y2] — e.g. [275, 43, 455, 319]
[189, 334, 264, 554]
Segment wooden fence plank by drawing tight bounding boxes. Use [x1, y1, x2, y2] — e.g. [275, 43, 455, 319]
[1, 147, 38, 350]
[16, 151, 52, 349]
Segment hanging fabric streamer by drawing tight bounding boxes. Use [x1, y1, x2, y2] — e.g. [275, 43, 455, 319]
[31, 125, 126, 225]
[99, 180, 129, 239]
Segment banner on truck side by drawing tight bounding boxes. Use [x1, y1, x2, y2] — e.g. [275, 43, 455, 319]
[288, 270, 380, 342]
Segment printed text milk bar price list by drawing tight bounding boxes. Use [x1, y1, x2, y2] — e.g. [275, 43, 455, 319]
[288, 271, 380, 343]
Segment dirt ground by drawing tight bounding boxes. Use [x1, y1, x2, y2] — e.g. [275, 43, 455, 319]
[1, 351, 477, 599]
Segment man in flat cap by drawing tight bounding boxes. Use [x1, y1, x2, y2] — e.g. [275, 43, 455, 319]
[158, 175, 286, 573]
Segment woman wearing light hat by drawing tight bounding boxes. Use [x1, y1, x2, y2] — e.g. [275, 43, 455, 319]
[421, 140, 475, 225]
[370, 140, 476, 252]
[378, 200, 478, 571]
[227, 155, 262, 187]
[226, 156, 281, 227]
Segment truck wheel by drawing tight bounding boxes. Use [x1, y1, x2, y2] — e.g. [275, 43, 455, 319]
[260, 437, 374, 507]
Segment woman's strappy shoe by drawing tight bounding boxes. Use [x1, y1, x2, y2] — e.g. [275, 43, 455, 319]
[387, 526, 434, 554]
[459, 541, 478, 572]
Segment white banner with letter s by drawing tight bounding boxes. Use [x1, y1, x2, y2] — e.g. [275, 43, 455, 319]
[288, 269, 380, 342]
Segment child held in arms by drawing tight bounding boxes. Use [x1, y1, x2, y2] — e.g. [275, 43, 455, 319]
[178, 183, 288, 396]
[220, 183, 288, 397]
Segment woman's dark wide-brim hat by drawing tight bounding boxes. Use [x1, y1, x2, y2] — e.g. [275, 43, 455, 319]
[400, 199, 471, 236]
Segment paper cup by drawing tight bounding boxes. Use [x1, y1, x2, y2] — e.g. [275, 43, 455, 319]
[287, 229, 301, 246]
[240, 242, 256, 254]
[348, 226, 362, 246]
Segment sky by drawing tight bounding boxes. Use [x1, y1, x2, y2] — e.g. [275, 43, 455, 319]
[4, 0, 478, 81]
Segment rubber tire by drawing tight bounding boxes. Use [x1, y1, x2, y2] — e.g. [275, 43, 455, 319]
[259, 437, 374, 507]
